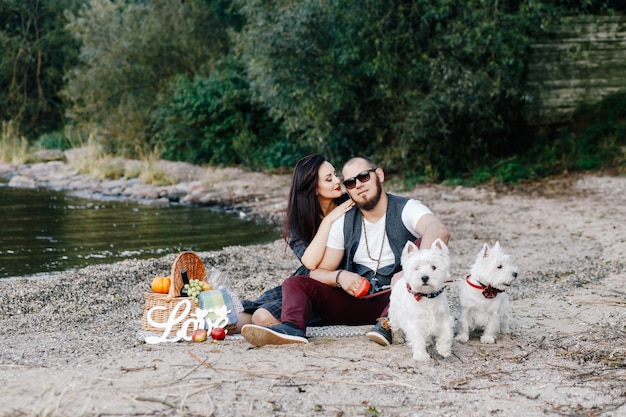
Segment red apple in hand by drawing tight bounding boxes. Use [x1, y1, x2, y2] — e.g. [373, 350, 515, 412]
[354, 278, 371, 298]
[191, 329, 208, 342]
[210, 327, 226, 340]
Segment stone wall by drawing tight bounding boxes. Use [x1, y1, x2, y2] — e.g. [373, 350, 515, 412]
[524, 15, 626, 125]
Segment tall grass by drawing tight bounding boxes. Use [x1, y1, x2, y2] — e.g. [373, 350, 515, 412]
[135, 145, 177, 186]
[0, 121, 31, 165]
[68, 132, 177, 185]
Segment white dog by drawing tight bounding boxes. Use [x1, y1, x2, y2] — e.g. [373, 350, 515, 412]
[455, 241, 518, 344]
[389, 238, 454, 361]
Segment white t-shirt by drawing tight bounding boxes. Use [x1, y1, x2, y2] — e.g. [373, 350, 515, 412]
[327, 199, 433, 272]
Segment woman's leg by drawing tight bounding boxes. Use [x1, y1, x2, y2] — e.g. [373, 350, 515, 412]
[236, 285, 283, 333]
[234, 312, 252, 333]
[251, 308, 281, 326]
[234, 308, 280, 333]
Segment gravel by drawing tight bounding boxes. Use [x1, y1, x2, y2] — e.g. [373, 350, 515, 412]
[0, 161, 624, 417]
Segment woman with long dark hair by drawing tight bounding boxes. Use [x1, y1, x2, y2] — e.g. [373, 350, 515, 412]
[236, 155, 353, 329]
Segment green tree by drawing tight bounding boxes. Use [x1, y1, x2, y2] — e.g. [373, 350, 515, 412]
[63, 0, 229, 155]
[234, 0, 383, 163]
[0, 0, 80, 139]
[149, 56, 290, 170]
[235, 0, 560, 178]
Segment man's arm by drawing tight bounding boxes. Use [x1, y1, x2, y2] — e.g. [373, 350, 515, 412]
[415, 213, 451, 249]
[387, 212, 450, 290]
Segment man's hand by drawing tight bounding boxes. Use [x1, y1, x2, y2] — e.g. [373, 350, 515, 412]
[390, 270, 404, 289]
[337, 270, 367, 296]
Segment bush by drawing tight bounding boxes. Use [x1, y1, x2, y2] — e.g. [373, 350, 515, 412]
[532, 93, 625, 173]
[474, 92, 626, 184]
[149, 58, 289, 170]
[63, 0, 229, 156]
[236, 0, 561, 178]
[0, 1, 79, 140]
[35, 131, 72, 151]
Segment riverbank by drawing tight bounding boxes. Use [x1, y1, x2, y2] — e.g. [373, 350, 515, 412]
[0, 158, 625, 416]
[0, 149, 292, 226]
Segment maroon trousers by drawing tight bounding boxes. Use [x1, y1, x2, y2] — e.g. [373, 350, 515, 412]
[281, 275, 391, 331]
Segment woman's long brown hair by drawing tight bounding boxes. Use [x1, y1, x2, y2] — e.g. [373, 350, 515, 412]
[284, 154, 328, 244]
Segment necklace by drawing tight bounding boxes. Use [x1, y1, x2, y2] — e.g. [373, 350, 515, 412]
[362, 216, 386, 276]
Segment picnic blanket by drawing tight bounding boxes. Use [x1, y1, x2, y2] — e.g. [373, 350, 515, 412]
[197, 288, 240, 328]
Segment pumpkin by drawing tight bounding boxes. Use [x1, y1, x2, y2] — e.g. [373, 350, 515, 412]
[151, 276, 171, 294]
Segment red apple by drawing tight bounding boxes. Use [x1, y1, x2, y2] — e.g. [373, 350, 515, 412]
[354, 278, 371, 298]
[191, 328, 208, 342]
[210, 327, 226, 340]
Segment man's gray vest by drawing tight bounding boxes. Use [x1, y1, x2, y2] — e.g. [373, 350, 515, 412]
[342, 193, 418, 293]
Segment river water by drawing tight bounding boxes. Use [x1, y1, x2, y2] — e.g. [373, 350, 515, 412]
[0, 181, 279, 279]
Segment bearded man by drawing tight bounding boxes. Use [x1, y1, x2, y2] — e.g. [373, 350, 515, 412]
[242, 156, 450, 347]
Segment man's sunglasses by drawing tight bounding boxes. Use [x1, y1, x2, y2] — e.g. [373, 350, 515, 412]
[342, 169, 376, 190]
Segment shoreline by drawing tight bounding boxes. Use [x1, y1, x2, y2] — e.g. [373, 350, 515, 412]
[0, 155, 290, 281]
[0, 152, 293, 228]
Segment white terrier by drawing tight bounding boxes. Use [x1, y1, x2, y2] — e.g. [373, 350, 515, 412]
[389, 239, 454, 361]
[455, 242, 518, 344]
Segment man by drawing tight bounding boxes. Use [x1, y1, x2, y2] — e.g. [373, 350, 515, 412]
[241, 156, 450, 347]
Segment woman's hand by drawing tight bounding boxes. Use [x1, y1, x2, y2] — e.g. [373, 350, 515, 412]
[325, 199, 354, 223]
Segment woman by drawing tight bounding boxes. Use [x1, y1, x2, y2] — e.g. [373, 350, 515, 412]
[236, 154, 353, 330]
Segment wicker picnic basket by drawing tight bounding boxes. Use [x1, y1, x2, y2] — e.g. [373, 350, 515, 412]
[168, 251, 208, 298]
[142, 293, 196, 334]
[141, 251, 209, 334]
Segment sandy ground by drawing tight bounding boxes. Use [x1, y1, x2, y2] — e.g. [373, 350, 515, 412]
[0, 169, 625, 417]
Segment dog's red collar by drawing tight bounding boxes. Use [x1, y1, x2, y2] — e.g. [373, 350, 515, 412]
[405, 283, 446, 302]
[465, 274, 504, 299]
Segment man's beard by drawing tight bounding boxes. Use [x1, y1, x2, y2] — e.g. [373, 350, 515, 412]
[355, 177, 382, 211]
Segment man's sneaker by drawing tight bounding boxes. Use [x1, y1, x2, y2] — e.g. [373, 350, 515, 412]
[366, 318, 392, 346]
[241, 323, 308, 347]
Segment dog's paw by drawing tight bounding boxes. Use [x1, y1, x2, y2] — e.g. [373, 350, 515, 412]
[480, 334, 496, 344]
[412, 351, 431, 361]
[436, 346, 452, 358]
[455, 333, 469, 343]
[391, 328, 405, 344]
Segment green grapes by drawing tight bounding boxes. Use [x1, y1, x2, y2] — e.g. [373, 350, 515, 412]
[184, 279, 204, 302]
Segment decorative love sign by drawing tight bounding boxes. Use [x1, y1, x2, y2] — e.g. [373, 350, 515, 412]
[144, 299, 231, 344]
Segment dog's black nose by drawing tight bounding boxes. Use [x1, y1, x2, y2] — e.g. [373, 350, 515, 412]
[513, 272, 518, 278]
[421, 276, 429, 284]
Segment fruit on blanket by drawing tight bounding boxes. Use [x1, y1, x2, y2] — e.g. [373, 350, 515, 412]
[201, 281, 212, 291]
[210, 327, 226, 340]
[355, 278, 371, 298]
[191, 329, 208, 342]
[151, 276, 171, 294]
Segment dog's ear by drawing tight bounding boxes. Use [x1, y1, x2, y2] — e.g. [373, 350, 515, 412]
[431, 238, 449, 253]
[482, 242, 490, 258]
[403, 240, 418, 255]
